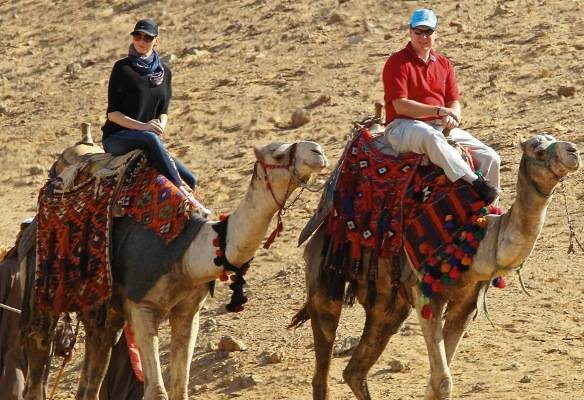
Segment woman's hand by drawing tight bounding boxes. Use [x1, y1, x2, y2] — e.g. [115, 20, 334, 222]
[144, 119, 164, 135]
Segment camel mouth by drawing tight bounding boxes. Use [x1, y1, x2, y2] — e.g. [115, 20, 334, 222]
[563, 152, 581, 170]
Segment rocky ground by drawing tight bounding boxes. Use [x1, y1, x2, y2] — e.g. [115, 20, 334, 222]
[1, 0, 584, 399]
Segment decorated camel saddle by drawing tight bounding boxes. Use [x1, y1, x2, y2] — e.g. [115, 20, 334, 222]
[33, 128, 197, 314]
[300, 119, 500, 307]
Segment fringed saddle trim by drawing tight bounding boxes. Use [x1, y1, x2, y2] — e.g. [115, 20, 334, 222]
[212, 214, 252, 312]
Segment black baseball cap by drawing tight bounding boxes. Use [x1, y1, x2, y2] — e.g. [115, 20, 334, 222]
[131, 19, 159, 37]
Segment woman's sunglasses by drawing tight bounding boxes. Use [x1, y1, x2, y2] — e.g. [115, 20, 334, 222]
[132, 33, 155, 43]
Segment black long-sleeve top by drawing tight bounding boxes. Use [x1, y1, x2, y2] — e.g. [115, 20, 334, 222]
[101, 57, 172, 139]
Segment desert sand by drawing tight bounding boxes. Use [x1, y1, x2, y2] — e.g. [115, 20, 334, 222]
[1, 0, 583, 399]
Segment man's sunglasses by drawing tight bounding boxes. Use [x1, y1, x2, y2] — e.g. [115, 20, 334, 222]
[132, 33, 155, 43]
[412, 28, 435, 36]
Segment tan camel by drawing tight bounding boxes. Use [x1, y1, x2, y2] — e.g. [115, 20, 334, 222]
[291, 134, 580, 400]
[20, 133, 328, 400]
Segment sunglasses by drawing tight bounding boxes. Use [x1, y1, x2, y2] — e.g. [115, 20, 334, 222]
[132, 33, 155, 43]
[412, 28, 435, 36]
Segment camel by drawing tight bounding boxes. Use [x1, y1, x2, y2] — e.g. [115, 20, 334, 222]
[291, 134, 580, 400]
[19, 131, 328, 400]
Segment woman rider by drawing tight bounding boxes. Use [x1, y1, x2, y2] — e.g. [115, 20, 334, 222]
[101, 18, 201, 207]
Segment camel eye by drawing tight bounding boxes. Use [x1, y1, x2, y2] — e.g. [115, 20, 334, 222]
[272, 153, 286, 162]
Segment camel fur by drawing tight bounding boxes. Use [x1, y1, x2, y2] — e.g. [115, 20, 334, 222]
[291, 134, 580, 400]
[20, 132, 328, 400]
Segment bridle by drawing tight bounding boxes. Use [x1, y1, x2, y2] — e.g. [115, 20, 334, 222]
[520, 142, 562, 198]
[255, 143, 305, 248]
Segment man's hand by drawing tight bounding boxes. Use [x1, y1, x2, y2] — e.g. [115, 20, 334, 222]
[438, 107, 460, 130]
[144, 119, 164, 136]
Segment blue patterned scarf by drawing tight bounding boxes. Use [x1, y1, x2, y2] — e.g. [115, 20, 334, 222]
[128, 44, 165, 86]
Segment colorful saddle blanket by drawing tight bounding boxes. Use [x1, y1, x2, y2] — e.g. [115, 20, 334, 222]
[36, 153, 191, 313]
[324, 129, 496, 312]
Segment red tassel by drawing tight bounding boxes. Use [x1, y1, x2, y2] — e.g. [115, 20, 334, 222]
[212, 237, 220, 247]
[263, 220, 283, 249]
[219, 273, 229, 281]
[421, 304, 433, 319]
[219, 214, 228, 221]
[124, 325, 144, 382]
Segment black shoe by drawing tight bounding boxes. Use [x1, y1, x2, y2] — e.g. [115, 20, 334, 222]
[472, 176, 499, 204]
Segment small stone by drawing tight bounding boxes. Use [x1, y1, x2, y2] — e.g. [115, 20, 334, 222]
[202, 318, 217, 331]
[519, 375, 532, 383]
[326, 12, 345, 25]
[306, 94, 331, 109]
[557, 86, 576, 97]
[266, 350, 284, 364]
[333, 336, 360, 355]
[66, 62, 82, 74]
[234, 373, 261, 388]
[218, 336, 246, 352]
[387, 358, 409, 373]
[29, 165, 44, 175]
[289, 108, 310, 128]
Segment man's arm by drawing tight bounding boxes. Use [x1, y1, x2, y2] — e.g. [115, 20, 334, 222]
[393, 98, 460, 123]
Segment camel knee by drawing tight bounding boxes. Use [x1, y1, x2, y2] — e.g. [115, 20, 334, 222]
[342, 366, 364, 390]
[145, 385, 168, 400]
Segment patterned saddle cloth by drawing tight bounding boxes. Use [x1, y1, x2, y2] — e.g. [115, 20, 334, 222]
[35, 151, 193, 313]
[320, 127, 496, 310]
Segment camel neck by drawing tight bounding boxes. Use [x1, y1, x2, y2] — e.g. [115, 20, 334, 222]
[496, 165, 553, 268]
[224, 174, 286, 265]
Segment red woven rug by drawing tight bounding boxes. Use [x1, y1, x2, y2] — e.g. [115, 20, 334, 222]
[36, 176, 117, 313]
[115, 154, 191, 244]
[35, 153, 192, 313]
[323, 128, 492, 310]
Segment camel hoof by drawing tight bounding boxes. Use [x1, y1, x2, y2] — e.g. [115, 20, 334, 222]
[424, 376, 452, 400]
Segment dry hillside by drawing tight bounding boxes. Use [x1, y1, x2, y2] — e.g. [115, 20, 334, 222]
[1, 0, 584, 399]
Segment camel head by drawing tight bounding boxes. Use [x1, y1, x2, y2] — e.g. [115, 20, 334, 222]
[520, 134, 581, 196]
[253, 141, 328, 196]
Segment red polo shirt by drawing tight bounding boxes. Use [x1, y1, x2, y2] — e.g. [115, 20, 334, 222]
[382, 42, 459, 124]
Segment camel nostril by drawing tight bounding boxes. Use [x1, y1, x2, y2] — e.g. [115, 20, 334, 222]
[311, 149, 323, 156]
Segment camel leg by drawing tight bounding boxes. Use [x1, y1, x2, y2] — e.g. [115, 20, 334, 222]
[308, 289, 343, 400]
[443, 283, 484, 365]
[126, 301, 167, 400]
[168, 288, 208, 400]
[415, 291, 450, 400]
[77, 309, 124, 400]
[343, 291, 411, 400]
[22, 313, 58, 400]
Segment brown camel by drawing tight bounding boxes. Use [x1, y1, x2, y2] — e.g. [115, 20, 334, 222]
[291, 134, 580, 399]
[19, 130, 328, 400]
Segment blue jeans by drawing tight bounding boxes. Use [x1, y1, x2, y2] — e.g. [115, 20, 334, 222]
[102, 130, 197, 188]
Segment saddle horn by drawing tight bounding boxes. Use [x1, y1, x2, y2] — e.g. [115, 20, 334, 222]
[80, 122, 94, 145]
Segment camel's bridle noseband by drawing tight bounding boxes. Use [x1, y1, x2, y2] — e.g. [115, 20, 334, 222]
[521, 142, 562, 198]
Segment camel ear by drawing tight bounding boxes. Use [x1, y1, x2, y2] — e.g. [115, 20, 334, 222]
[518, 135, 527, 152]
[253, 145, 264, 161]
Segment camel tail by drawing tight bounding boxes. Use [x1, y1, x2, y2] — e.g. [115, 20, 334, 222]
[288, 303, 310, 329]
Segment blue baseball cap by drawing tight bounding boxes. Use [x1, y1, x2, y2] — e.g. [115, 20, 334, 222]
[409, 9, 438, 30]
